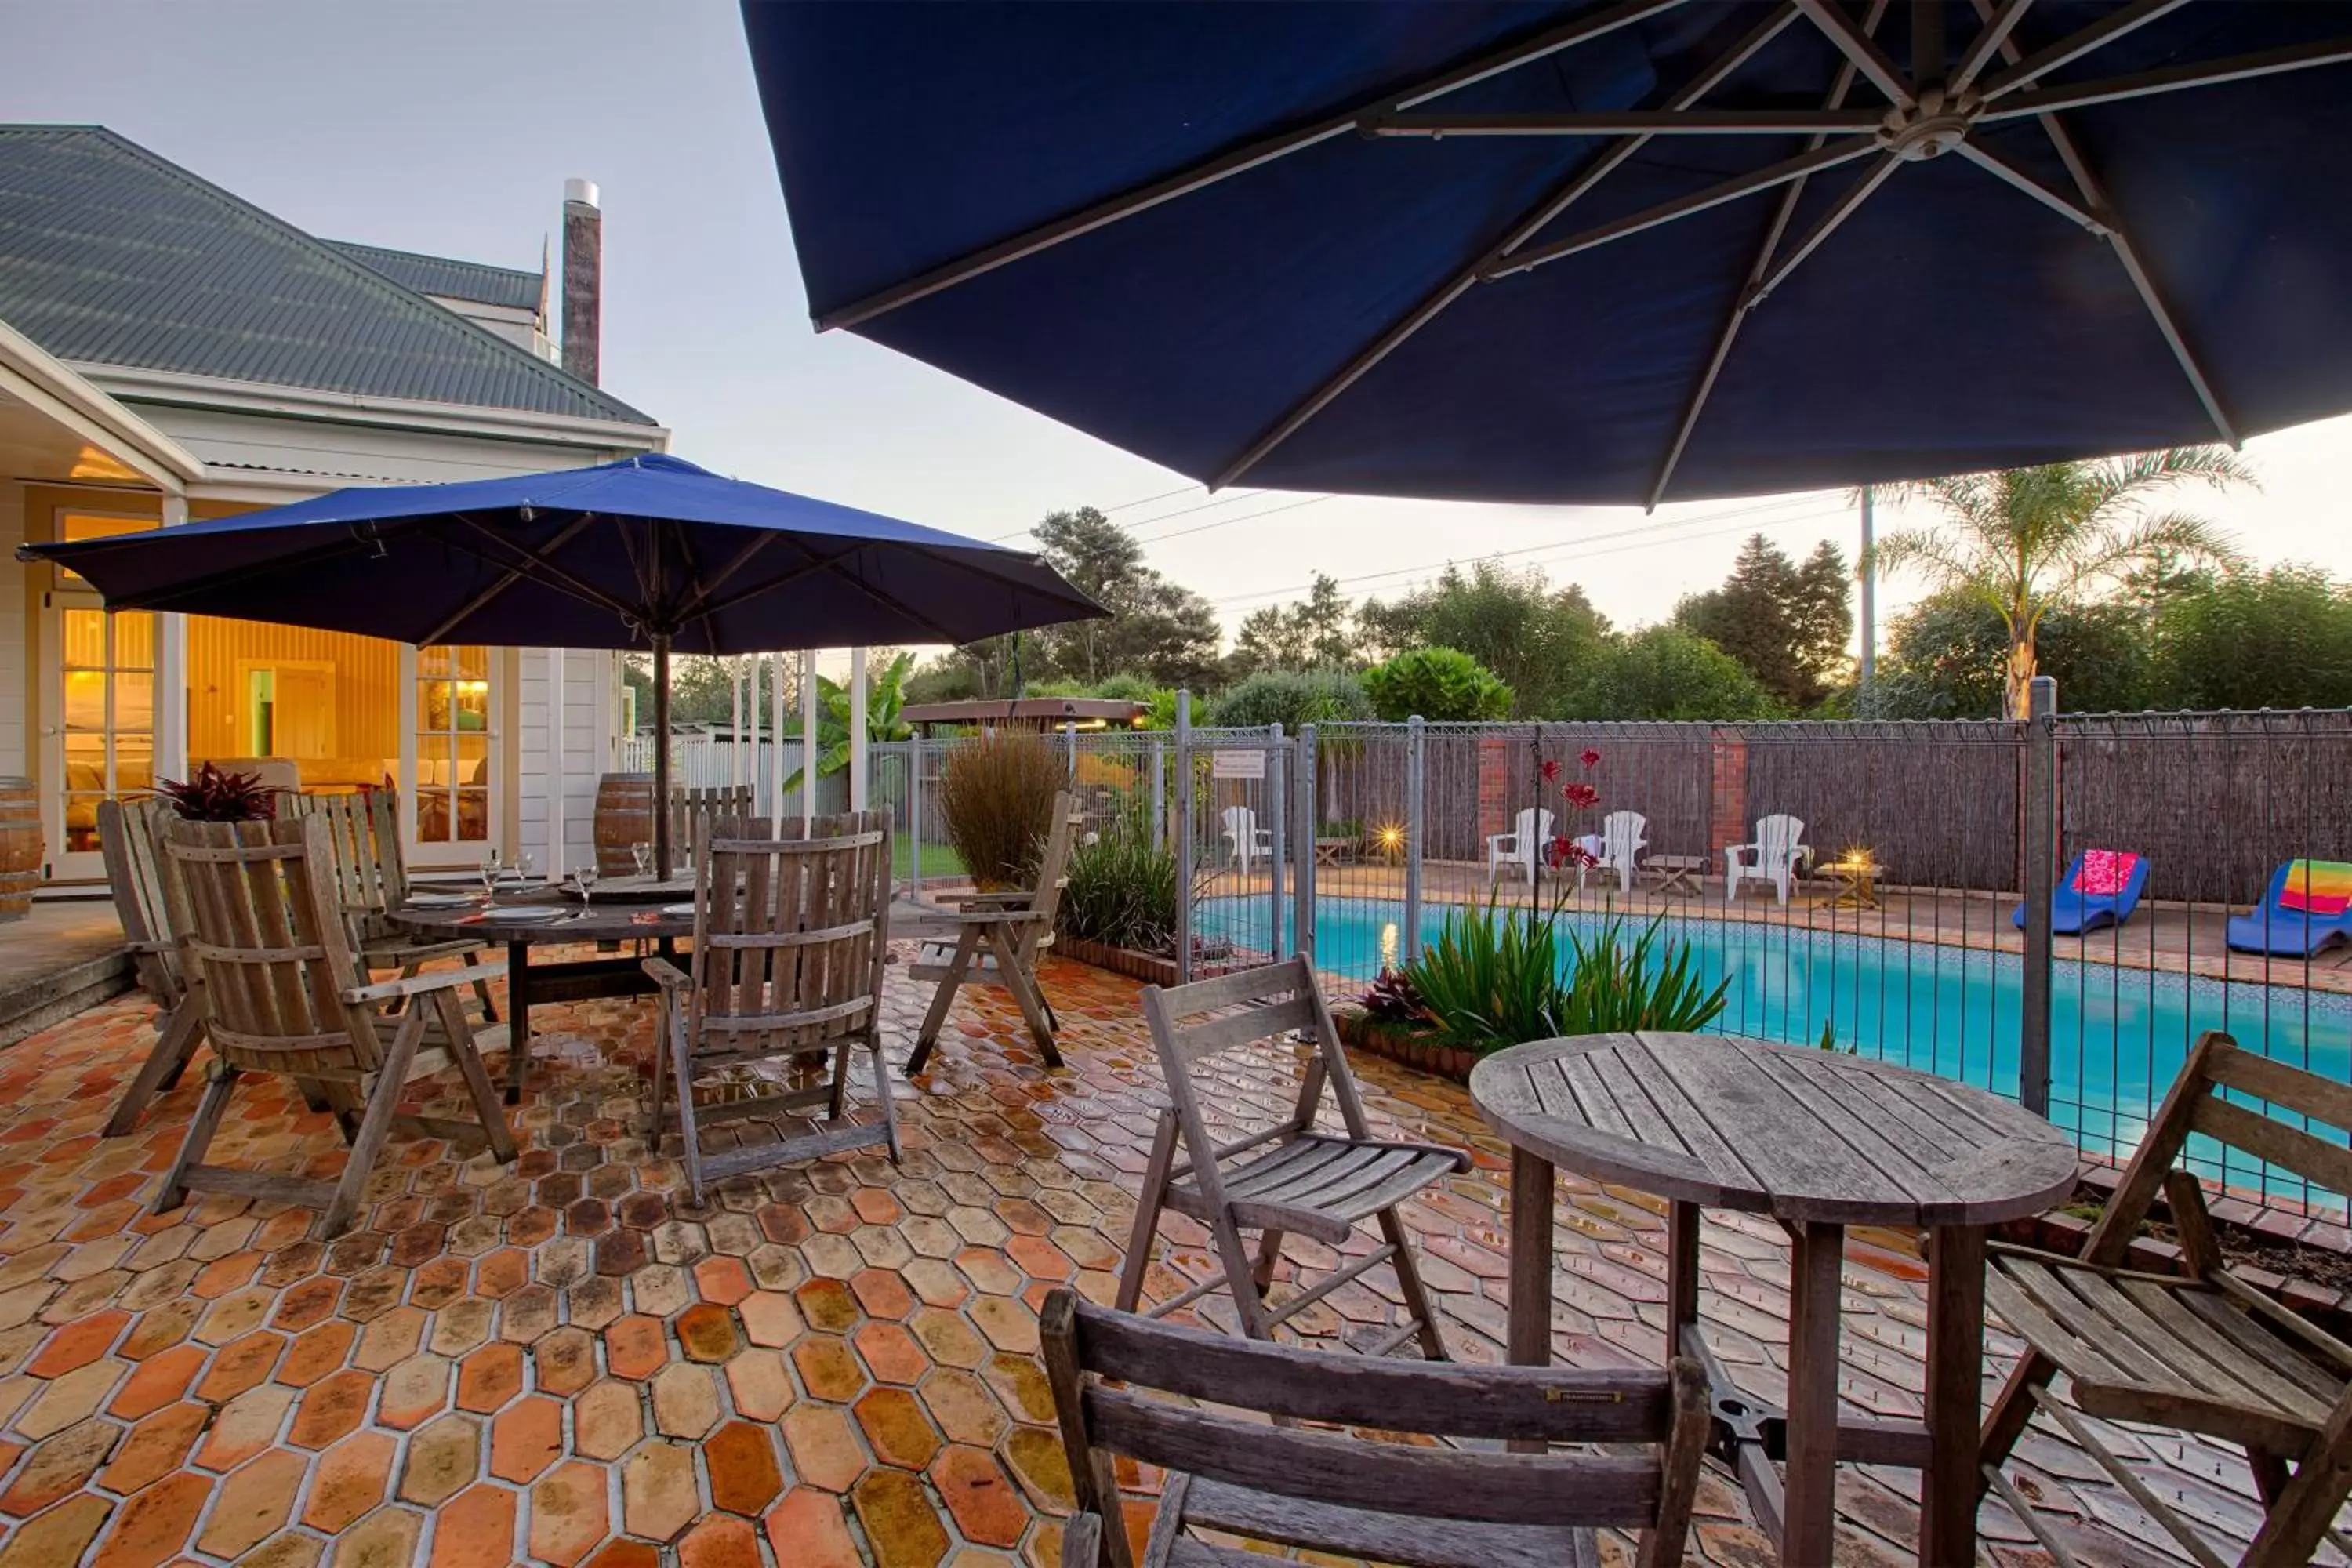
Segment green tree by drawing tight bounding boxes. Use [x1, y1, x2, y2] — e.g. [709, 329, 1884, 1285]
[2150, 568, 2352, 710]
[1566, 626, 1781, 720]
[1867, 594, 2151, 718]
[622, 653, 785, 728]
[1207, 669, 1374, 730]
[1674, 535, 1852, 710]
[1358, 561, 1610, 718]
[1362, 646, 1512, 722]
[1866, 447, 2250, 717]
[1232, 573, 1357, 673]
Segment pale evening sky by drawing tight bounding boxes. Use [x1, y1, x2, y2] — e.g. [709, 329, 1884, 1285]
[9, 0, 2347, 659]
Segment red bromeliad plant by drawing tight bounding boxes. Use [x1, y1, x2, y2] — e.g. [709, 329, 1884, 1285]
[152, 762, 283, 822]
[1538, 746, 1605, 872]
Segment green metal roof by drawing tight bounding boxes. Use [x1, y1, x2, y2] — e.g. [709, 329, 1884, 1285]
[0, 126, 653, 426]
[327, 240, 546, 313]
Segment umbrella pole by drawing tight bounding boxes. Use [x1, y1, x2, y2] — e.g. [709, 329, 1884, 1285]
[652, 633, 673, 880]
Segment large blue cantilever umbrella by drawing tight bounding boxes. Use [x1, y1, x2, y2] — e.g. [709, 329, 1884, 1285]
[744, 1, 2352, 504]
[19, 452, 1102, 873]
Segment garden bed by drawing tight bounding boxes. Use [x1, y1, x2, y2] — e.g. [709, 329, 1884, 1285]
[1329, 1004, 1486, 1084]
[1051, 934, 1247, 989]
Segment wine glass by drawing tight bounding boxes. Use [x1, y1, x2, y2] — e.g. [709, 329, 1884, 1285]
[514, 851, 536, 886]
[631, 841, 652, 878]
[569, 863, 599, 909]
[478, 849, 502, 904]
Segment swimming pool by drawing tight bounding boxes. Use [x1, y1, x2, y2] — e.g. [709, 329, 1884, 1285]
[1196, 894, 2352, 1202]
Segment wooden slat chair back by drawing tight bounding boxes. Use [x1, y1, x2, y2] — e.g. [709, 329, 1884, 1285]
[905, 792, 1080, 1074]
[153, 816, 515, 1238]
[644, 810, 897, 1207]
[1115, 954, 1468, 1357]
[670, 786, 755, 858]
[284, 789, 498, 1021]
[1044, 1289, 1711, 1568]
[1978, 1029, 2352, 1567]
[99, 797, 210, 1135]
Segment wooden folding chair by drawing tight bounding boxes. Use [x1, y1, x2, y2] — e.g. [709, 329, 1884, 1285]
[1044, 1288, 1711, 1568]
[906, 791, 1080, 1073]
[287, 789, 497, 1020]
[153, 816, 516, 1239]
[1116, 954, 1467, 1357]
[644, 811, 896, 1209]
[100, 797, 208, 1135]
[1978, 1029, 2352, 1567]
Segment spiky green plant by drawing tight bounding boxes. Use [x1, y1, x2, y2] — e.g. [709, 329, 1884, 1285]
[1403, 900, 1728, 1050]
[1552, 916, 1731, 1036]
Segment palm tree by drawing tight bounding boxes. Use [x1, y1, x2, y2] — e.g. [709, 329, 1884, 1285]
[1864, 447, 2253, 717]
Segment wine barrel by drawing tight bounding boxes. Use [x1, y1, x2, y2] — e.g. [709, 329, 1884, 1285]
[0, 778, 42, 922]
[593, 773, 659, 878]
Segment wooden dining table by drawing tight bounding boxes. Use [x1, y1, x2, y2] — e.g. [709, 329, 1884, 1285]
[1468, 1031, 2080, 1567]
[391, 880, 697, 1102]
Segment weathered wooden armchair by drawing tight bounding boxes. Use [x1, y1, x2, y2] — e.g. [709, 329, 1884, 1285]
[644, 811, 896, 1207]
[99, 797, 206, 1135]
[153, 816, 515, 1239]
[1116, 954, 1468, 1356]
[1044, 1288, 1711, 1568]
[1979, 1029, 2352, 1567]
[905, 791, 1080, 1074]
[286, 789, 497, 1018]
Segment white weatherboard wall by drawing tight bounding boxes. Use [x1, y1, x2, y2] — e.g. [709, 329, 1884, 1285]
[0, 482, 25, 777]
[517, 646, 618, 875]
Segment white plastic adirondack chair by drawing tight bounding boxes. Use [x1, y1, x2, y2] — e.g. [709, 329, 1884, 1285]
[1221, 806, 1271, 874]
[1593, 810, 1648, 893]
[1725, 814, 1811, 904]
[1487, 807, 1554, 886]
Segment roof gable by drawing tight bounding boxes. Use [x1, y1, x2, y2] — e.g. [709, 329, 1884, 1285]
[0, 126, 652, 426]
[328, 240, 545, 313]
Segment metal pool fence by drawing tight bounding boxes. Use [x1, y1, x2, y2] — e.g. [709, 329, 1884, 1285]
[891, 688, 2352, 1219]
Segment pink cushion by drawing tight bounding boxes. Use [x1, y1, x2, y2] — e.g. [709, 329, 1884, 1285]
[2071, 850, 2140, 898]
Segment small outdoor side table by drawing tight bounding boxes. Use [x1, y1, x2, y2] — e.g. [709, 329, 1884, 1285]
[1468, 1032, 2078, 1567]
[1820, 858, 1883, 909]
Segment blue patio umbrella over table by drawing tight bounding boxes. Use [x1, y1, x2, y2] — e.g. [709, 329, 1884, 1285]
[742, 1, 2352, 505]
[19, 452, 1103, 873]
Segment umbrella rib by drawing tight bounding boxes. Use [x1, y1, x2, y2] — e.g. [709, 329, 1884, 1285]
[670, 529, 781, 623]
[682, 543, 866, 626]
[1950, 0, 2036, 93]
[1791, 0, 1915, 107]
[1975, 0, 2194, 103]
[92, 528, 390, 612]
[1211, 3, 1801, 491]
[1749, 154, 1903, 304]
[1975, 34, 2352, 121]
[1647, 0, 1891, 508]
[1489, 136, 1882, 281]
[812, 0, 1693, 332]
[440, 515, 643, 625]
[1950, 141, 2108, 234]
[416, 514, 597, 647]
[1963, 0, 2238, 445]
[1371, 109, 1883, 137]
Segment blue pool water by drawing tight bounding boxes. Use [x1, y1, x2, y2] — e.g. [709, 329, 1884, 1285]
[1196, 895, 2352, 1200]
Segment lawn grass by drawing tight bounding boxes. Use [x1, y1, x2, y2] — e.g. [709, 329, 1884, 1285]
[895, 840, 966, 880]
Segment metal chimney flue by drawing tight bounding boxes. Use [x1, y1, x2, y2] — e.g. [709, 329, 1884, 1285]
[561, 178, 601, 386]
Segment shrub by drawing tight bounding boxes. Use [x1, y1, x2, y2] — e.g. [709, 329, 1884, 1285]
[1363, 646, 1512, 722]
[938, 731, 1063, 887]
[1206, 668, 1373, 730]
[1402, 898, 1729, 1050]
[1057, 799, 1179, 953]
[154, 762, 282, 822]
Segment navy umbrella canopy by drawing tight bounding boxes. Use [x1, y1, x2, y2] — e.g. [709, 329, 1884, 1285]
[744, 0, 2352, 505]
[20, 452, 1103, 870]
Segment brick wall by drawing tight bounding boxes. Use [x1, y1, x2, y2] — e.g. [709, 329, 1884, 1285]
[1477, 735, 1509, 844]
[1709, 730, 1747, 859]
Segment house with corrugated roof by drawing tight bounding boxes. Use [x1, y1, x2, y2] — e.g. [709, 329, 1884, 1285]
[0, 125, 667, 885]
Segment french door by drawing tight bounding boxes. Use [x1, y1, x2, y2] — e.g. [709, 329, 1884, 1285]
[42, 593, 156, 882]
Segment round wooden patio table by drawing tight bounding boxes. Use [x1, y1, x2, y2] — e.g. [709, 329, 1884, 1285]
[393, 889, 695, 1103]
[1468, 1031, 2078, 1568]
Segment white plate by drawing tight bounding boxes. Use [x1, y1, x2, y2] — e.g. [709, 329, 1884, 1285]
[480, 906, 568, 923]
[407, 893, 478, 909]
[659, 902, 699, 917]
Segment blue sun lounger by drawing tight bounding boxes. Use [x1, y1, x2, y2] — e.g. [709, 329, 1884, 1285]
[2225, 860, 2352, 956]
[2012, 849, 2148, 935]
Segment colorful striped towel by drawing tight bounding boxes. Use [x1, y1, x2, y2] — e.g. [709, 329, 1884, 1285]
[2278, 859, 2352, 916]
